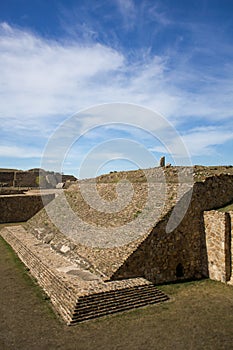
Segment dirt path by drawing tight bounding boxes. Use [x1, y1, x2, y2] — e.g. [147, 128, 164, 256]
[1, 235, 233, 350]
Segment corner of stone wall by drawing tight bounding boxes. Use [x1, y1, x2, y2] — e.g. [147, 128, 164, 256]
[204, 210, 231, 283]
[227, 211, 233, 284]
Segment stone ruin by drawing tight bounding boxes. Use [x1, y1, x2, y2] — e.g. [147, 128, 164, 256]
[1, 165, 233, 324]
[0, 168, 76, 189]
[159, 156, 165, 167]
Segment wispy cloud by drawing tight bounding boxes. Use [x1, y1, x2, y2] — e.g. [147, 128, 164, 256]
[150, 126, 233, 158]
[0, 145, 42, 158]
[0, 22, 124, 122]
[182, 127, 233, 156]
[115, 0, 136, 29]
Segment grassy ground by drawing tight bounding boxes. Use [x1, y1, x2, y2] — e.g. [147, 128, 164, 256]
[218, 202, 233, 212]
[0, 235, 233, 350]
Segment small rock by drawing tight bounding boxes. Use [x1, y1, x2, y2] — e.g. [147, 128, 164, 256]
[43, 233, 54, 244]
[60, 245, 70, 254]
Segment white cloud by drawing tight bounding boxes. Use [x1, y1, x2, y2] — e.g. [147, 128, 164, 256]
[150, 127, 233, 158]
[1, 22, 233, 166]
[0, 22, 124, 124]
[1, 22, 233, 129]
[0, 145, 42, 158]
[182, 127, 233, 156]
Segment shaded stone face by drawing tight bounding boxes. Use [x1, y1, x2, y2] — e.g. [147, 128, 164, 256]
[0, 194, 55, 223]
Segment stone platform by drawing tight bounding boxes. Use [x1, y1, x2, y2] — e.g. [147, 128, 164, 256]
[0, 226, 169, 325]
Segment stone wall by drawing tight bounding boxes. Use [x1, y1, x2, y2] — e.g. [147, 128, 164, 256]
[62, 175, 77, 182]
[229, 212, 233, 283]
[112, 175, 233, 284]
[204, 211, 231, 282]
[0, 170, 77, 188]
[14, 171, 39, 187]
[0, 171, 14, 186]
[0, 194, 55, 223]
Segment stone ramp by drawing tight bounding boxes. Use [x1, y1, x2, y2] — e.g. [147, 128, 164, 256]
[0, 226, 169, 325]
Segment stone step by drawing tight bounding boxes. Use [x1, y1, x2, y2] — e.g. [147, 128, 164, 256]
[80, 283, 163, 300]
[74, 293, 168, 316]
[70, 294, 168, 323]
[70, 285, 169, 323]
[75, 287, 166, 312]
[78, 283, 164, 302]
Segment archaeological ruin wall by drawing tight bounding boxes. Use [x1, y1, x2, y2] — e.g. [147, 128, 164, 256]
[0, 194, 55, 223]
[204, 210, 231, 283]
[0, 171, 15, 187]
[14, 171, 38, 187]
[112, 175, 233, 284]
[0, 169, 77, 188]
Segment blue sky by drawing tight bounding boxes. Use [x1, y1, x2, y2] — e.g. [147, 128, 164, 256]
[0, 0, 233, 177]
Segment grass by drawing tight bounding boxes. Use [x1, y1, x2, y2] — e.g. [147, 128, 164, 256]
[218, 202, 233, 212]
[0, 235, 56, 318]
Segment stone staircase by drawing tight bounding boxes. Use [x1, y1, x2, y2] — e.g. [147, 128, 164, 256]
[71, 284, 169, 324]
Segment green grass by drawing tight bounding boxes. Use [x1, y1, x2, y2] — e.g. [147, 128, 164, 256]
[0, 235, 56, 318]
[218, 202, 233, 212]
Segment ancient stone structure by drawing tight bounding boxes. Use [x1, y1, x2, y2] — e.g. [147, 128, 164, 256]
[0, 226, 169, 325]
[1, 166, 233, 324]
[0, 168, 77, 188]
[0, 170, 15, 187]
[113, 175, 233, 284]
[159, 156, 165, 167]
[0, 193, 55, 223]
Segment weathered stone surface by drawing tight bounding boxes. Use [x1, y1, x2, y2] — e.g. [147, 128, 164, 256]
[0, 169, 77, 189]
[43, 233, 55, 244]
[114, 175, 233, 283]
[0, 194, 55, 223]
